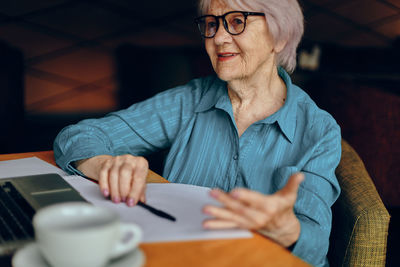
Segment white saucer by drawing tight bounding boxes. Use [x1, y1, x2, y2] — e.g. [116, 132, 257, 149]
[12, 242, 145, 267]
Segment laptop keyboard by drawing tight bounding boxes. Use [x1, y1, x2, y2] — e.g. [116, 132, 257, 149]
[0, 182, 35, 244]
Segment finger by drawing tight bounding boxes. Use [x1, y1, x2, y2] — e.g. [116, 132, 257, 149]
[98, 159, 112, 198]
[229, 188, 298, 230]
[118, 162, 134, 201]
[139, 193, 146, 203]
[205, 201, 271, 230]
[210, 188, 247, 212]
[211, 189, 270, 225]
[276, 172, 304, 202]
[108, 158, 124, 203]
[126, 157, 148, 207]
[203, 204, 250, 228]
[228, 188, 269, 210]
[202, 218, 238, 229]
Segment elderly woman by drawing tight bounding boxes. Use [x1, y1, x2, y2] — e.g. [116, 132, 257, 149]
[54, 0, 341, 266]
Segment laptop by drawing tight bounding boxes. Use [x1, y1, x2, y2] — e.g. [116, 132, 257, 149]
[0, 173, 87, 256]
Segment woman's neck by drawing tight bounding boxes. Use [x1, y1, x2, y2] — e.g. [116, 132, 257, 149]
[227, 65, 287, 137]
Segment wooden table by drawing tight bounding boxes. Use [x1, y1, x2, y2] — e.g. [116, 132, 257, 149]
[0, 151, 310, 267]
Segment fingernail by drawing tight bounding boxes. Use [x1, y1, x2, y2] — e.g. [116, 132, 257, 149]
[210, 189, 220, 198]
[203, 208, 212, 215]
[126, 198, 135, 207]
[102, 189, 109, 197]
[112, 196, 121, 203]
[231, 191, 239, 199]
[121, 197, 126, 202]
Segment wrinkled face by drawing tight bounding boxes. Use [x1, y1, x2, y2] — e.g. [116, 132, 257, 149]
[205, 0, 278, 82]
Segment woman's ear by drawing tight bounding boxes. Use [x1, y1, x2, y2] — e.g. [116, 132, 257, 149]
[274, 39, 287, 53]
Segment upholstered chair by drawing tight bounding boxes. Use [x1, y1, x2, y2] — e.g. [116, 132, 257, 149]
[328, 139, 390, 267]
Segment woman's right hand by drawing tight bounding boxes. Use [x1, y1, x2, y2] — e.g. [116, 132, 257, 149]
[74, 155, 149, 207]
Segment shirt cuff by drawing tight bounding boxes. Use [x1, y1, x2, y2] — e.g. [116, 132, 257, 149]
[55, 143, 114, 176]
[291, 217, 328, 267]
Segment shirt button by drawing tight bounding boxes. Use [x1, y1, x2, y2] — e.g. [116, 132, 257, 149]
[233, 155, 238, 160]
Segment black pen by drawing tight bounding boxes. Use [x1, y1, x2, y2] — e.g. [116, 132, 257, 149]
[137, 201, 176, 222]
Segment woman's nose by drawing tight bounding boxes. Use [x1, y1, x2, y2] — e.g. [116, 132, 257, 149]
[213, 20, 232, 44]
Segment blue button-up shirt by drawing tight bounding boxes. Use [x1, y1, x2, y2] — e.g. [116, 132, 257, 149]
[54, 67, 341, 266]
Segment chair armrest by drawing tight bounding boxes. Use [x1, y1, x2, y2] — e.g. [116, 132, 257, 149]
[328, 139, 390, 267]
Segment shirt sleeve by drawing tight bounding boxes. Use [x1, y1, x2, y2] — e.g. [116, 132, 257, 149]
[53, 78, 206, 174]
[277, 116, 341, 267]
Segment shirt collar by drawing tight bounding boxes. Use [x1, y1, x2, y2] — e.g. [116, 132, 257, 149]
[268, 67, 297, 143]
[194, 67, 297, 143]
[194, 77, 228, 113]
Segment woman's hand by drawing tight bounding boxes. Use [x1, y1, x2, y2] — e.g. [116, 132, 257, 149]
[202, 173, 304, 247]
[74, 155, 149, 206]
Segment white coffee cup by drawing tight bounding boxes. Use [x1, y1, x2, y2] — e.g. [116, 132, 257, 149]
[33, 202, 142, 267]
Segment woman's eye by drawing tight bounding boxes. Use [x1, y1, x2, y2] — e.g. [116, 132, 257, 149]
[233, 18, 244, 25]
[207, 21, 217, 28]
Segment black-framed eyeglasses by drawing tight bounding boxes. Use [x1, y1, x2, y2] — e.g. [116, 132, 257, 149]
[194, 11, 265, 38]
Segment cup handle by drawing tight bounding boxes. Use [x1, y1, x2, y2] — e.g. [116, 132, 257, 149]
[110, 223, 142, 259]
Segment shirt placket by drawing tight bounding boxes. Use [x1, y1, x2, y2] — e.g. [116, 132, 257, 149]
[234, 126, 258, 189]
[224, 131, 240, 191]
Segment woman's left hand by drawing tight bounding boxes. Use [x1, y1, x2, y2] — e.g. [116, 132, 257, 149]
[202, 172, 304, 248]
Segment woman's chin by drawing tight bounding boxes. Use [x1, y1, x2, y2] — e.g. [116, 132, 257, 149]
[215, 70, 240, 82]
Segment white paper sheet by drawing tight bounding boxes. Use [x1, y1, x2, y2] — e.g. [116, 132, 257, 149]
[65, 176, 252, 243]
[0, 157, 252, 243]
[0, 157, 68, 178]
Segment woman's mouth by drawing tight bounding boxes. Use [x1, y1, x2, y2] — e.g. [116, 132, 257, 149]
[217, 53, 238, 61]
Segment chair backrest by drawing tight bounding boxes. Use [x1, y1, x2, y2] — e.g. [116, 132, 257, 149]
[328, 139, 390, 267]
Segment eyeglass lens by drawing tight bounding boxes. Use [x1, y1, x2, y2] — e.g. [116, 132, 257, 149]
[199, 12, 246, 37]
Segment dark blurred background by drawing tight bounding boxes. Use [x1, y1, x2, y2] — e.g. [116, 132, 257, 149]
[0, 0, 399, 265]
